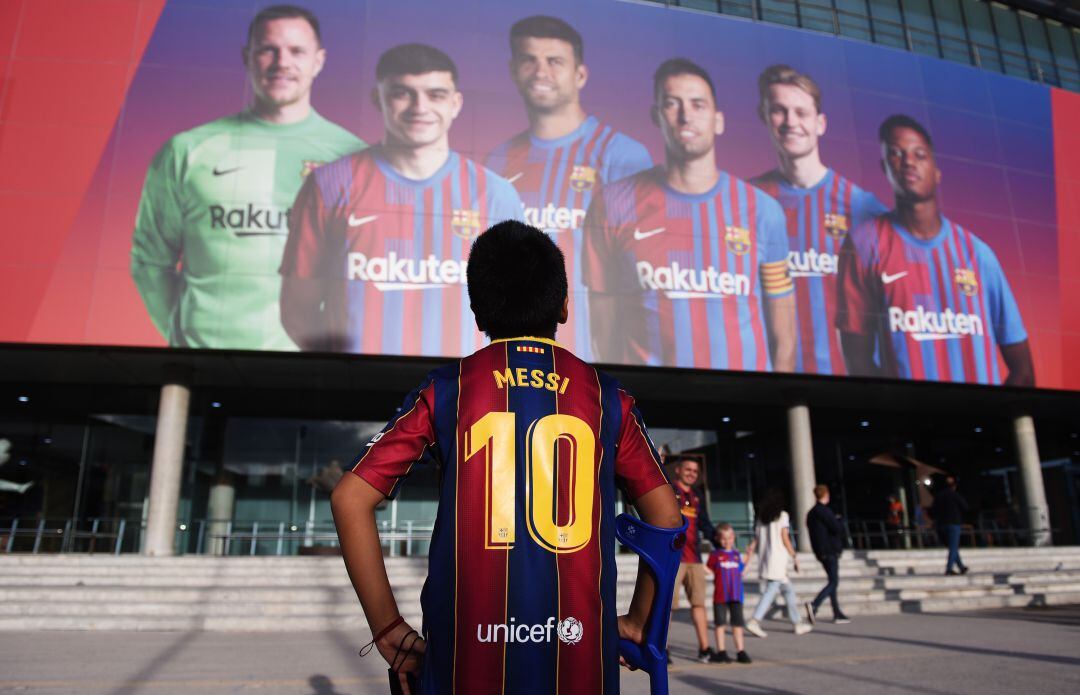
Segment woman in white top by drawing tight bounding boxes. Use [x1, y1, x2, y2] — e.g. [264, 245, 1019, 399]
[744, 489, 812, 637]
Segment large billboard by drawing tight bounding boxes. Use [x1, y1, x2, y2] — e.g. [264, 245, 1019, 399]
[1, 0, 1079, 389]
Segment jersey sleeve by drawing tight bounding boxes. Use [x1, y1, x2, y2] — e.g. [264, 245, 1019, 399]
[850, 187, 888, 230]
[350, 376, 438, 499]
[131, 138, 186, 340]
[757, 193, 793, 298]
[980, 243, 1027, 345]
[613, 387, 670, 501]
[836, 219, 879, 335]
[706, 550, 719, 572]
[486, 174, 525, 224]
[602, 134, 653, 185]
[280, 169, 329, 278]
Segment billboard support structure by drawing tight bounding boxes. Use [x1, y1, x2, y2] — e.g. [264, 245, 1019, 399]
[1013, 414, 1052, 547]
[787, 401, 817, 552]
[143, 365, 192, 557]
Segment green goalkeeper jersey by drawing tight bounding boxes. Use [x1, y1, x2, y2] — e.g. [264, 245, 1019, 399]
[131, 109, 364, 350]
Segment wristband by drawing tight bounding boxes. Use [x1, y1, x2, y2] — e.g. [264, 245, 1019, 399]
[359, 615, 404, 656]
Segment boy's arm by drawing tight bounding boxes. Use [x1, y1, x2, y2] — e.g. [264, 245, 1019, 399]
[331, 473, 424, 692]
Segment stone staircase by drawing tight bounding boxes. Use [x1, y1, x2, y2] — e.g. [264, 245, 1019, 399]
[1, 547, 1078, 631]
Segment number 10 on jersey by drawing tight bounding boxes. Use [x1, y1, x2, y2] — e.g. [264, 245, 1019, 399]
[466, 413, 597, 554]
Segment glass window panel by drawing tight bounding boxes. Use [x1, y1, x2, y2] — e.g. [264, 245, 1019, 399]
[990, 3, 1030, 78]
[835, 0, 873, 42]
[799, 0, 840, 34]
[760, 0, 800, 26]
[718, 0, 755, 19]
[1019, 12, 1057, 85]
[933, 0, 974, 64]
[961, 0, 1003, 72]
[679, 0, 719, 11]
[868, 0, 907, 48]
[903, 0, 941, 56]
[1047, 21, 1080, 91]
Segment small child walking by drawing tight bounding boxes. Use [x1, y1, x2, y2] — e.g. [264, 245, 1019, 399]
[705, 523, 752, 664]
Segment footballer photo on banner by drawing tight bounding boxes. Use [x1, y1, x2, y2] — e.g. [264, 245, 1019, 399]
[836, 115, 1034, 386]
[583, 58, 796, 372]
[131, 4, 364, 351]
[279, 43, 522, 355]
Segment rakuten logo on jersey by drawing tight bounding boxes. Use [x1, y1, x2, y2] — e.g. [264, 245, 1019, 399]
[888, 306, 985, 342]
[637, 261, 750, 299]
[209, 204, 289, 235]
[476, 617, 584, 645]
[347, 252, 468, 291]
[787, 249, 838, 277]
[523, 203, 586, 233]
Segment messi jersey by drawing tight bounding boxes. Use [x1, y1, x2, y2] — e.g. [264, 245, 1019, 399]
[351, 337, 670, 695]
[132, 110, 364, 350]
[486, 116, 653, 361]
[583, 167, 793, 370]
[750, 169, 886, 375]
[280, 147, 523, 357]
[836, 213, 1027, 384]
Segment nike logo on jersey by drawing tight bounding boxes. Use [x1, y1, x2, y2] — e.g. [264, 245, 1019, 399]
[348, 214, 378, 228]
[212, 165, 244, 176]
[633, 227, 666, 241]
[881, 271, 908, 285]
[506, 172, 525, 184]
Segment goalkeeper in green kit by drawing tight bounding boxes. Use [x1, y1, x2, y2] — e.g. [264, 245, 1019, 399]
[131, 4, 363, 350]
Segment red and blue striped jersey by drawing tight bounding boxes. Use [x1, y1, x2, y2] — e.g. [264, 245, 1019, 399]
[706, 548, 745, 604]
[280, 146, 523, 357]
[486, 117, 653, 361]
[750, 169, 886, 375]
[836, 213, 1027, 384]
[350, 337, 670, 694]
[583, 167, 793, 370]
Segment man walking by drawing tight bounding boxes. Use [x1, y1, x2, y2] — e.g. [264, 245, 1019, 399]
[805, 484, 850, 624]
[930, 476, 970, 575]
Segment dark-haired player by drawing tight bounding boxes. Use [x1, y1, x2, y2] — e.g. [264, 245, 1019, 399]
[331, 220, 682, 694]
[584, 58, 796, 371]
[836, 115, 1034, 385]
[486, 16, 653, 361]
[750, 65, 885, 375]
[280, 43, 522, 355]
[132, 4, 363, 350]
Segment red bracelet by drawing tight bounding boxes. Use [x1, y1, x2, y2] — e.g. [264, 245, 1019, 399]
[359, 616, 405, 657]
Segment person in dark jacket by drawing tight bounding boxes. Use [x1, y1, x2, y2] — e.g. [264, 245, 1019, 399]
[804, 484, 850, 624]
[930, 476, 970, 575]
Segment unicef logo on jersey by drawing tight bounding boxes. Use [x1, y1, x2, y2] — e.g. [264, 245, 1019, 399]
[557, 617, 584, 645]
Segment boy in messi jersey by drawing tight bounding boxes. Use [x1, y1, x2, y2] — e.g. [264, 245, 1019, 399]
[749, 65, 886, 376]
[836, 115, 1034, 386]
[331, 221, 683, 694]
[583, 59, 797, 371]
[280, 44, 523, 356]
[486, 15, 653, 361]
[131, 5, 363, 350]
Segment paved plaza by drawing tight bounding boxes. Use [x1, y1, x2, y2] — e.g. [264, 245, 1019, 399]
[1, 605, 1078, 694]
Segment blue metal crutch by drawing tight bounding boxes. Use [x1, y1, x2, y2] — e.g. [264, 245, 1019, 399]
[615, 513, 688, 695]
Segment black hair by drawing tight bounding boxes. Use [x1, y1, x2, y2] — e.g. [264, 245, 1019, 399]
[247, 5, 321, 48]
[653, 57, 716, 103]
[755, 488, 787, 525]
[467, 221, 567, 340]
[878, 113, 934, 150]
[510, 15, 584, 64]
[376, 43, 458, 85]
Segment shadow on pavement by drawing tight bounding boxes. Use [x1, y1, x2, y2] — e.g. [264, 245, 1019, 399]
[674, 673, 800, 694]
[107, 631, 202, 695]
[308, 674, 348, 694]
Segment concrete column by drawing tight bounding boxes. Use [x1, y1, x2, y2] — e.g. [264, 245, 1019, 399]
[1012, 414, 1052, 547]
[143, 366, 192, 556]
[787, 402, 817, 552]
[206, 479, 236, 556]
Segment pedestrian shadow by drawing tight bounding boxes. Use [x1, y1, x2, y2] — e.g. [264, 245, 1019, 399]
[672, 673, 799, 694]
[926, 604, 1080, 629]
[308, 674, 348, 694]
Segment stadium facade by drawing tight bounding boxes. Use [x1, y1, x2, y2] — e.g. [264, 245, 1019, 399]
[1, 0, 1079, 557]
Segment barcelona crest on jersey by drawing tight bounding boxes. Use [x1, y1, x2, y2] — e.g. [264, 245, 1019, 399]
[569, 165, 597, 192]
[824, 212, 849, 238]
[451, 208, 482, 239]
[725, 226, 752, 255]
[954, 268, 979, 297]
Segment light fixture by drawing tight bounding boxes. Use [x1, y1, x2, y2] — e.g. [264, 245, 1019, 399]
[848, 455, 855, 461]
[290, 525, 299, 532]
[859, 420, 869, 428]
[923, 478, 932, 486]
[178, 524, 187, 531]
[974, 427, 983, 433]
[722, 416, 731, 423]
[17, 396, 28, 403]
[42, 437, 52, 445]
[211, 401, 222, 408]
[747, 452, 756, 459]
